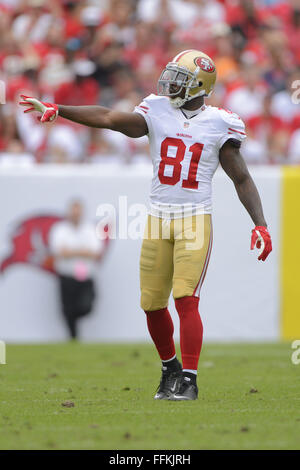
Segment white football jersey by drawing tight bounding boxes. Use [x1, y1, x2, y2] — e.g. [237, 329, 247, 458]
[134, 94, 246, 218]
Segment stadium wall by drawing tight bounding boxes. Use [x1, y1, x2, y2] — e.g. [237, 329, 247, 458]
[0, 164, 295, 343]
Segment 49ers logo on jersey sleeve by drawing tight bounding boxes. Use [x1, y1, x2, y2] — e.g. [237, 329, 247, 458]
[194, 57, 215, 73]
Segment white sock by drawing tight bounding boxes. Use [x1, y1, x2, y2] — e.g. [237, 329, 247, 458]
[162, 354, 177, 363]
[183, 369, 197, 375]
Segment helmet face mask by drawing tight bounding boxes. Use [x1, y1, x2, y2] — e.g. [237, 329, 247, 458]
[157, 50, 216, 108]
[158, 65, 195, 97]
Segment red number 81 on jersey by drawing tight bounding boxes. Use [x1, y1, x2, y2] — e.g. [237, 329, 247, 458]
[158, 137, 204, 190]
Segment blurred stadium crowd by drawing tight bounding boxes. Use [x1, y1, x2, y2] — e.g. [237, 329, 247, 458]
[0, 0, 300, 165]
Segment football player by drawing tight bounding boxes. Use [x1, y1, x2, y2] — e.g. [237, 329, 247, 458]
[19, 50, 272, 401]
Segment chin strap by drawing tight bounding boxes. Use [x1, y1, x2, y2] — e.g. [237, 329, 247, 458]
[170, 96, 186, 108]
[170, 89, 208, 109]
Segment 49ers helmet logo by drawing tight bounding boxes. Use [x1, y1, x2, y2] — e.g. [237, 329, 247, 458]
[194, 57, 215, 73]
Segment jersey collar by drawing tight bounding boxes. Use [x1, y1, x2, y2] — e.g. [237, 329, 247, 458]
[180, 104, 207, 120]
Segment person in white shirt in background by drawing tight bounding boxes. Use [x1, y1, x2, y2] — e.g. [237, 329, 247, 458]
[49, 200, 104, 339]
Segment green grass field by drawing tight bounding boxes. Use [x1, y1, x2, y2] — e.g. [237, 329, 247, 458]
[0, 342, 299, 450]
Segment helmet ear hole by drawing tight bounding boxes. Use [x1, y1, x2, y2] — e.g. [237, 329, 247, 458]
[198, 81, 203, 87]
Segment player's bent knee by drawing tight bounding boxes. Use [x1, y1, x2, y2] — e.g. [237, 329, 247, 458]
[173, 278, 196, 300]
[140, 289, 169, 312]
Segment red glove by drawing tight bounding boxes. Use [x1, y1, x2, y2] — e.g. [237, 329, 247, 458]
[251, 226, 272, 261]
[19, 95, 58, 123]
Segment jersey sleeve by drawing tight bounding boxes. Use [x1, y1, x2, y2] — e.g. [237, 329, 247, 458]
[216, 108, 247, 150]
[134, 95, 154, 133]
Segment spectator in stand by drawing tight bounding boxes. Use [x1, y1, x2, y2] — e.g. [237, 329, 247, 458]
[54, 59, 99, 106]
[123, 21, 167, 96]
[211, 23, 239, 87]
[271, 69, 300, 126]
[0, 138, 35, 166]
[101, 0, 135, 46]
[225, 63, 266, 120]
[247, 93, 290, 164]
[11, 0, 53, 44]
[0, 102, 35, 165]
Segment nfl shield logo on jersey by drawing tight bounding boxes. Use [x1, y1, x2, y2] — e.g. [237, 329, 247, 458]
[184, 122, 190, 128]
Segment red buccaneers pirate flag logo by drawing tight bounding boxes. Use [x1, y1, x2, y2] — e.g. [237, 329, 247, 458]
[0, 215, 110, 274]
[0, 215, 62, 274]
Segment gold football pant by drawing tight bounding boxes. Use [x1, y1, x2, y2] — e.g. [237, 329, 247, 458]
[140, 214, 212, 311]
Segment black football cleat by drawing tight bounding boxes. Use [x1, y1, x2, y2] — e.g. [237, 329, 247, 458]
[154, 360, 182, 400]
[169, 376, 198, 401]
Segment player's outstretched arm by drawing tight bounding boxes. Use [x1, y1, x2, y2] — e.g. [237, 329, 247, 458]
[19, 95, 148, 138]
[58, 105, 148, 137]
[219, 139, 272, 261]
